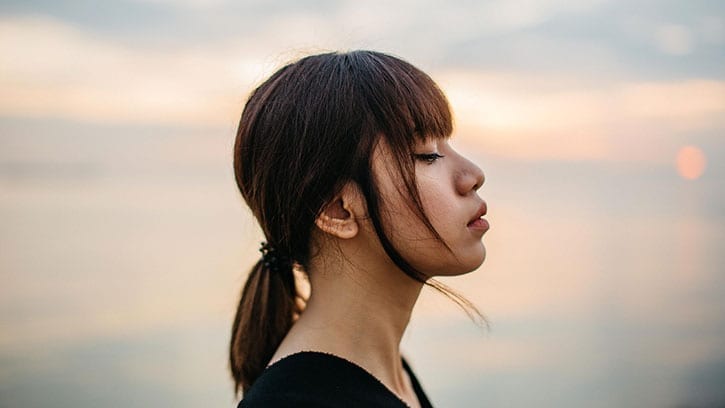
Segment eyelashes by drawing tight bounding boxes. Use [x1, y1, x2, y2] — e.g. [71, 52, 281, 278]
[413, 153, 445, 164]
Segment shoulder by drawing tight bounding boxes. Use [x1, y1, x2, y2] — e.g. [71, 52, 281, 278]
[238, 351, 408, 408]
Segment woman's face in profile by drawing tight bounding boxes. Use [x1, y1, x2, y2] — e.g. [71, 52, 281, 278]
[371, 137, 488, 278]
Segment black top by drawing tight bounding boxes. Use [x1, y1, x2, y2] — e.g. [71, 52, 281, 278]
[238, 351, 434, 408]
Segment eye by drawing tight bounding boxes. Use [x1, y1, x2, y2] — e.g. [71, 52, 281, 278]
[413, 153, 445, 164]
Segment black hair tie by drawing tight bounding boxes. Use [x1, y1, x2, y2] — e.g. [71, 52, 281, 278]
[259, 242, 291, 273]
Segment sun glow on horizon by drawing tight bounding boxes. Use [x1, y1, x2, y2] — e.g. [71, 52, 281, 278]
[675, 145, 707, 180]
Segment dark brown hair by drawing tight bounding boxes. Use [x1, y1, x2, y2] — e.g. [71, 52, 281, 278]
[230, 50, 478, 394]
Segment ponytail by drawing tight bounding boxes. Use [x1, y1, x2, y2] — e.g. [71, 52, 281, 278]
[229, 256, 298, 394]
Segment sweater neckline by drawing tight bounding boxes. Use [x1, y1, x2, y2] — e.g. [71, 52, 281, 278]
[267, 350, 427, 408]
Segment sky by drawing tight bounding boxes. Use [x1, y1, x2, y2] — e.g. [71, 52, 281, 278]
[0, 1, 724, 407]
[1, 0, 723, 165]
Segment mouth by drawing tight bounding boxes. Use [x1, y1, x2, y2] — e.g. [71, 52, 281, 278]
[467, 201, 489, 231]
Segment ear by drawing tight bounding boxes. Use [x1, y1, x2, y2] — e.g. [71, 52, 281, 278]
[314, 183, 361, 239]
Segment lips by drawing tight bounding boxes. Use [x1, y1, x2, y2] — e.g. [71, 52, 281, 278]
[467, 202, 487, 224]
[467, 201, 489, 231]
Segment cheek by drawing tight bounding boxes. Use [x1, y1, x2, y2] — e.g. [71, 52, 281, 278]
[391, 205, 460, 270]
[418, 179, 457, 229]
[376, 189, 445, 257]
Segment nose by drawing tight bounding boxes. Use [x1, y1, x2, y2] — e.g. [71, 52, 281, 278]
[457, 156, 485, 195]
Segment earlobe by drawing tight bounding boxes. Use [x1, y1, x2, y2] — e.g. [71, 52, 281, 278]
[314, 184, 362, 239]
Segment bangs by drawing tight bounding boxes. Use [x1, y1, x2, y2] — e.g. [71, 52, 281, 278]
[346, 51, 453, 148]
[389, 64, 453, 142]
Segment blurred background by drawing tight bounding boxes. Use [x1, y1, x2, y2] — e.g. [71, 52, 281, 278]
[1, 0, 723, 407]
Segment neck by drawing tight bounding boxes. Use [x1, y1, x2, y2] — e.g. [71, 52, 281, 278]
[272, 241, 424, 396]
[304, 258, 423, 362]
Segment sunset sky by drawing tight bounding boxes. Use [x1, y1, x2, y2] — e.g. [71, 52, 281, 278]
[1, 0, 723, 164]
[1, 1, 723, 407]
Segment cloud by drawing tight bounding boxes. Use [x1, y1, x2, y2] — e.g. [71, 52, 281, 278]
[438, 70, 725, 162]
[655, 24, 694, 55]
[0, 16, 259, 125]
[1, 13, 722, 164]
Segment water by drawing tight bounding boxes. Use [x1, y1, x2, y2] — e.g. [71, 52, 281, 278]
[1, 118, 723, 407]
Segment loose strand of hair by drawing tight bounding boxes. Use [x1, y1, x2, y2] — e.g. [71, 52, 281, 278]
[427, 278, 487, 328]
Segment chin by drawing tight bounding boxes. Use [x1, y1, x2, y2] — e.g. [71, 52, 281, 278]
[428, 247, 486, 277]
[405, 239, 487, 277]
[461, 243, 487, 274]
[478, 245, 487, 265]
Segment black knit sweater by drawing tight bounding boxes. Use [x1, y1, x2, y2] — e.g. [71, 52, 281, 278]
[238, 351, 434, 408]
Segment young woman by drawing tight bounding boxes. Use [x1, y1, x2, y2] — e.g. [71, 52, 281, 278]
[230, 50, 488, 408]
